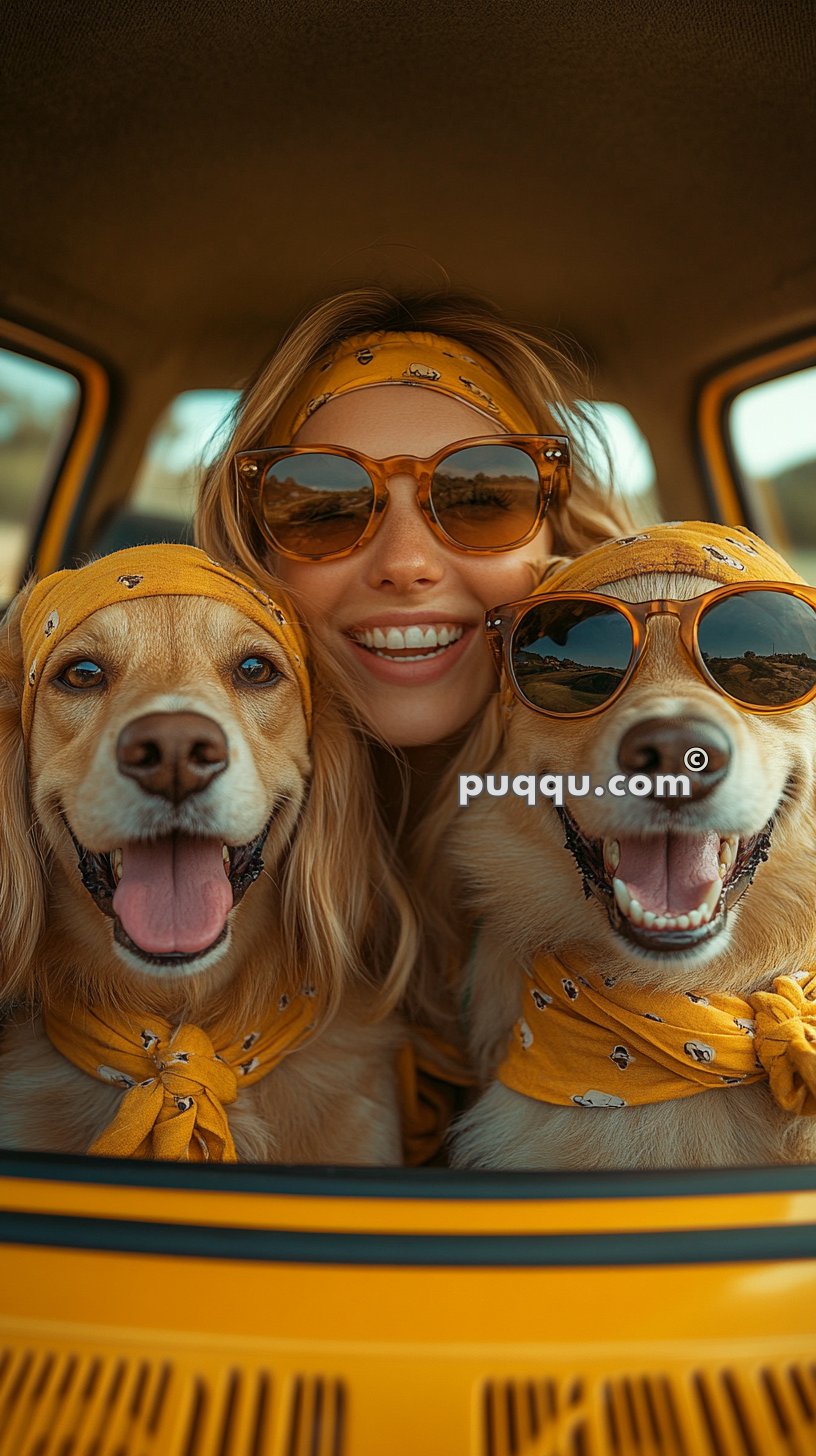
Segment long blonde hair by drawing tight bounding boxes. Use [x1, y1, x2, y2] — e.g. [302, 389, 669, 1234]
[196, 285, 635, 574]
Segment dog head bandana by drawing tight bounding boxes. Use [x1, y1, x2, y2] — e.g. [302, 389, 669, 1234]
[20, 543, 312, 738]
[539, 520, 805, 594]
[269, 330, 538, 440]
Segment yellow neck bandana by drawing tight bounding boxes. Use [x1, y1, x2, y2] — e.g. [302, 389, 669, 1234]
[20, 544, 312, 739]
[44, 988, 321, 1161]
[499, 950, 816, 1115]
[270, 329, 538, 440]
[540, 520, 805, 593]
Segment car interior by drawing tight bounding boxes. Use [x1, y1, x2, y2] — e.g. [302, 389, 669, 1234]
[1, 3, 815, 1453]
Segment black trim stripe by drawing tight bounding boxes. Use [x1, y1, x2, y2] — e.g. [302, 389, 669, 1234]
[1, 1209, 816, 1266]
[3, 1150, 816, 1201]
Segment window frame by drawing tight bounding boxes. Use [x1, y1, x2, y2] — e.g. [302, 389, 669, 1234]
[697, 332, 816, 530]
[0, 318, 110, 589]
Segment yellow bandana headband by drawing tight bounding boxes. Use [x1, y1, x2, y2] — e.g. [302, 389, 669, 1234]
[499, 950, 816, 1116]
[539, 520, 804, 594]
[44, 989, 321, 1162]
[20, 544, 312, 739]
[270, 329, 538, 440]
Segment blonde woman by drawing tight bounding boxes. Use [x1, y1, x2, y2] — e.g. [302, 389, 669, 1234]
[196, 286, 637, 1159]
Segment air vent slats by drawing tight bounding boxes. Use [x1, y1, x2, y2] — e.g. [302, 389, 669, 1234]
[482, 1365, 816, 1456]
[0, 1347, 345, 1456]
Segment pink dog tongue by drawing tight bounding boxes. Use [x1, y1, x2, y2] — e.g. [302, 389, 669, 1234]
[112, 837, 233, 956]
[616, 831, 721, 916]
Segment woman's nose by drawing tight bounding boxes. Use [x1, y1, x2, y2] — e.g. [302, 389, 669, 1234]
[363, 477, 446, 592]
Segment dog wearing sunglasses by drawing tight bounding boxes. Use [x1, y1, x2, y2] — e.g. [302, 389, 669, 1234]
[448, 523, 816, 1170]
[0, 545, 413, 1163]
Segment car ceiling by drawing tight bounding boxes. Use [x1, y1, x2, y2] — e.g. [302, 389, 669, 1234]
[2, 0, 815, 532]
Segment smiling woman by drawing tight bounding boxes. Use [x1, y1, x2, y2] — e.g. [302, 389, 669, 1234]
[196, 287, 637, 753]
[194, 287, 640, 1159]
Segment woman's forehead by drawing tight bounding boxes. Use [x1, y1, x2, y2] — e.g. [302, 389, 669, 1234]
[291, 383, 507, 454]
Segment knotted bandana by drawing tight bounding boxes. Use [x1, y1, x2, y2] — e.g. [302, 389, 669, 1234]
[20, 543, 312, 739]
[270, 330, 538, 441]
[44, 988, 321, 1161]
[499, 949, 816, 1114]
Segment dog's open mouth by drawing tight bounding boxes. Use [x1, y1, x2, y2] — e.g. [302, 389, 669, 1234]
[65, 816, 273, 967]
[557, 806, 774, 952]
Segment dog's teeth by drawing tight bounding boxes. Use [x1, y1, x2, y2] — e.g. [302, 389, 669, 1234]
[629, 897, 644, 926]
[677, 914, 690, 930]
[688, 909, 702, 928]
[613, 877, 631, 915]
[663, 915, 678, 930]
[112, 848, 123, 883]
[718, 837, 737, 874]
[654, 916, 668, 930]
[222, 844, 230, 875]
[642, 910, 656, 928]
[703, 879, 722, 914]
[604, 839, 621, 872]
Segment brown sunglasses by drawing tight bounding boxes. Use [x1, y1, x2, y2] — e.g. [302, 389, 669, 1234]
[234, 435, 571, 561]
[486, 582, 816, 717]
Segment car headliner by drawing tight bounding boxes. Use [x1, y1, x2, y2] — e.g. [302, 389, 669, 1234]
[2, 0, 814, 534]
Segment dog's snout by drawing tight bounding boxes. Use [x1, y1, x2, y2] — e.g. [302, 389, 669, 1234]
[116, 712, 228, 803]
[616, 716, 731, 800]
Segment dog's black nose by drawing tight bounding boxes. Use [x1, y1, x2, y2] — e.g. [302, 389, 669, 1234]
[616, 717, 731, 800]
[117, 712, 228, 803]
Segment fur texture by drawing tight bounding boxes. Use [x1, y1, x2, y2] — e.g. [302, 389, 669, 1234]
[448, 570, 816, 1170]
[0, 586, 414, 1162]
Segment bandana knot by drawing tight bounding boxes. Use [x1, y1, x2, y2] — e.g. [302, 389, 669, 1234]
[44, 991, 322, 1162]
[752, 974, 816, 1116]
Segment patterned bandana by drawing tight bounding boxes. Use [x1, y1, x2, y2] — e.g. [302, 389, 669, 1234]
[499, 950, 816, 1115]
[539, 520, 805, 594]
[269, 329, 538, 441]
[20, 544, 312, 737]
[44, 990, 321, 1161]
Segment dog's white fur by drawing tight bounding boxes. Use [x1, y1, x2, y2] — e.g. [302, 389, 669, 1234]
[448, 570, 816, 1169]
[0, 586, 415, 1162]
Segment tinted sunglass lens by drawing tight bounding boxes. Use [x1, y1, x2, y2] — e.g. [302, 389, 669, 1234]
[511, 599, 634, 713]
[698, 590, 816, 707]
[431, 445, 542, 548]
[261, 453, 374, 556]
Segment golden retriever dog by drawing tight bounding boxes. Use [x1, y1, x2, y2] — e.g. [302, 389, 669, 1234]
[448, 523, 816, 1170]
[0, 545, 413, 1163]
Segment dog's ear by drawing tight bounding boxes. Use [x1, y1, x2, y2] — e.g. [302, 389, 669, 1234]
[281, 668, 417, 1022]
[0, 579, 45, 996]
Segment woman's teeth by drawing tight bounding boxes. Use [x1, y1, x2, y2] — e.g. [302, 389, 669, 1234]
[349, 623, 465, 659]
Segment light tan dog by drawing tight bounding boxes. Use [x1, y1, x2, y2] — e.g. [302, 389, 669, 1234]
[0, 546, 413, 1163]
[449, 524, 816, 1170]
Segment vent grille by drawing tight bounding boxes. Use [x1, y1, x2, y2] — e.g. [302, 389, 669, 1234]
[0, 1345, 345, 1456]
[483, 1363, 816, 1456]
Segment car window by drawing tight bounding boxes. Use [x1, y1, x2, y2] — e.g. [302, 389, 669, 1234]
[728, 365, 816, 582]
[562, 401, 659, 526]
[0, 347, 80, 599]
[97, 391, 658, 552]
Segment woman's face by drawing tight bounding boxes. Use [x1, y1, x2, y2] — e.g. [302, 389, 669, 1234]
[274, 384, 553, 747]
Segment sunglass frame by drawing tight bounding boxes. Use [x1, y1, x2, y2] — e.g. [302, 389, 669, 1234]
[234, 435, 571, 561]
[485, 580, 816, 717]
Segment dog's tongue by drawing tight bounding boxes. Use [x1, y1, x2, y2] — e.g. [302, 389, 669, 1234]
[112, 837, 233, 955]
[615, 831, 721, 916]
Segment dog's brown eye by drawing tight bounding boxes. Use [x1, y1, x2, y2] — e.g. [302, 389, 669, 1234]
[58, 660, 106, 690]
[235, 655, 280, 686]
